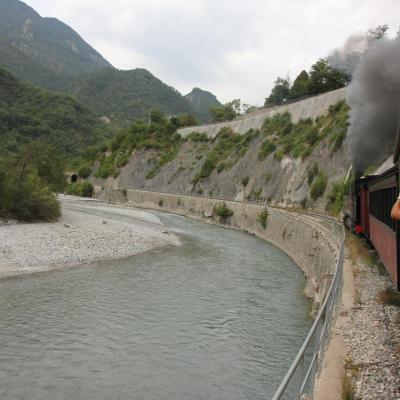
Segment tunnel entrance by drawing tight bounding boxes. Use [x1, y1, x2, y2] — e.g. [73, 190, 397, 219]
[70, 174, 78, 183]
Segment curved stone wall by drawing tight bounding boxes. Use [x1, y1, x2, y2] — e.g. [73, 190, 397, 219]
[178, 88, 346, 138]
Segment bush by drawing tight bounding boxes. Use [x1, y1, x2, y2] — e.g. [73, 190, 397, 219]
[10, 178, 61, 222]
[310, 172, 327, 200]
[242, 176, 250, 187]
[78, 165, 92, 179]
[250, 188, 262, 200]
[307, 163, 319, 185]
[213, 203, 233, 219]
[258, 209, 269, 229]
[328, 178, 351, 215]
[65, 181, 94, 198]
[158, 199, 163, 207]
[258, 140, 276, 160]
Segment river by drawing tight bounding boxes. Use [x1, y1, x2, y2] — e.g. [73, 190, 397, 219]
[0, 209, 311, 400]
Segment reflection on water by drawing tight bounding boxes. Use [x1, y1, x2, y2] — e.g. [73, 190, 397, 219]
[0, 212, 311, 400]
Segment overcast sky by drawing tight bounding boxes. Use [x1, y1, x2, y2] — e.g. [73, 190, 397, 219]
[24, 0, 400, 105]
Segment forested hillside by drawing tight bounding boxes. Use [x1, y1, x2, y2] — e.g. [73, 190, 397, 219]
[0, 0, 111, 89]
[70, 68, 195, 126]
[184, 88, 221, 122]
[0, 67, 109, 157]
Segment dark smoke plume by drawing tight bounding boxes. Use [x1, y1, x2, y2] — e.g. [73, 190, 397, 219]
[346, 34, 400, 173]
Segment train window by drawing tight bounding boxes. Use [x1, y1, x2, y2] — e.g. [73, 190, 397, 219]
[369, 187, 397, 231]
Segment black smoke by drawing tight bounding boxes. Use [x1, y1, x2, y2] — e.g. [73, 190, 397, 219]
[346, 34, 400, 173]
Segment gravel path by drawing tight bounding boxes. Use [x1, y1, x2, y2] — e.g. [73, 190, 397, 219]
[0, 195, 180, 278]
[343, 258, 400, 400]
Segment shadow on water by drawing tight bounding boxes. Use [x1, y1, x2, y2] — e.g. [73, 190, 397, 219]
[0, 211, 311, 400]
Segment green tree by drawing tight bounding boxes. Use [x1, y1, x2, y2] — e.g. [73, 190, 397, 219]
[289, 70, 310, 99]
[209, 101, 238, 122]
[14, 142, 66, 192]
[308, 58, 350, 95]
[265, 77, 290, 106]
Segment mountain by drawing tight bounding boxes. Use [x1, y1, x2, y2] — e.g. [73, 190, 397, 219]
[0, 0, 221, 126]
[70, 68, 194, 126]
[0, 66, 108, 157]
[184, 87, 221, 122]
[0, 0, 111, 89]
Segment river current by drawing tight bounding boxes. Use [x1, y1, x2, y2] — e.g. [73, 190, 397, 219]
[0, 211, 311, 399]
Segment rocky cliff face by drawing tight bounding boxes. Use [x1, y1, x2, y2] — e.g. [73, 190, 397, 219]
[91, 89, 352, 212]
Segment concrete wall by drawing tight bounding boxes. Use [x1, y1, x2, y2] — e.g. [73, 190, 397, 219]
[97, 187, 343, 309]
[178, 88, 347, 138]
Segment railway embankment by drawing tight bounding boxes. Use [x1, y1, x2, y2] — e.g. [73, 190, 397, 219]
[342, 236, 400, 399]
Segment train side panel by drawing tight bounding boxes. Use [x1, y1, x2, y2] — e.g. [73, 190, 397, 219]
[369, 216, 398, 288]
[367, 167, 400, 290]
[360, 187, 370, 236]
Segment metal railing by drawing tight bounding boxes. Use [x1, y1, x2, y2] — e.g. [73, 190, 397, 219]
[271, 220, 345, 400]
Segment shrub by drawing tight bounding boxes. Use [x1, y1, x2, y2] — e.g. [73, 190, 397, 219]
[242, 176, 250, 187]
[65, 181, 94, 198]
[310, 172, 327, 200]
[265, 172, 272, 183]
[250, 188, 262, 200]
[274, 149, 284, 161]
[307, 163, 319, 185]
[258, 140, 276, 160]
[78, 165, 92, 179]
[328, 178, 351, 215]
[158, 199, 163, 207]
[378, 288, 400, 307]
[213, 203, 233, 219]
[10, 177, 61, 222]
[258, 209, 269, 229]
[186, 132, 209, 142]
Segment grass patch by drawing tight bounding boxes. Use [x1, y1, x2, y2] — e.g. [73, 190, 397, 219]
[342, 374, 357, 400]
[346, 233, 376, 268]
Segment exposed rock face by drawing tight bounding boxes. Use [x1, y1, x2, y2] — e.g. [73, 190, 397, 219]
[90, 89, 353, 211]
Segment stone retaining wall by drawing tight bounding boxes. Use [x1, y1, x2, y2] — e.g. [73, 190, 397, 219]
[97, 187, 343, 309]
[178, 88, 346, 138]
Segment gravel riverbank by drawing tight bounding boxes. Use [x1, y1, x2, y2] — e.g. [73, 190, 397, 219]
[343, 250, 400, 400]
[0, 196, 180, 278]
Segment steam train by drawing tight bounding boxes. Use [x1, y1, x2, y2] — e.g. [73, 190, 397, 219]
[349, 119, 400, 291]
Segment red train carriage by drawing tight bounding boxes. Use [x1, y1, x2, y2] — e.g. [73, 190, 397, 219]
[367, 167, 400, 290]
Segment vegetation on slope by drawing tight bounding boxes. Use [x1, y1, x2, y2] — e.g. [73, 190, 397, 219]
[258, 100, 349, 161]
[0, 142, 64, 222]
[95, 110, 188, 179]
[192, 127, 258, 183]
[0, 67, 109, 158]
